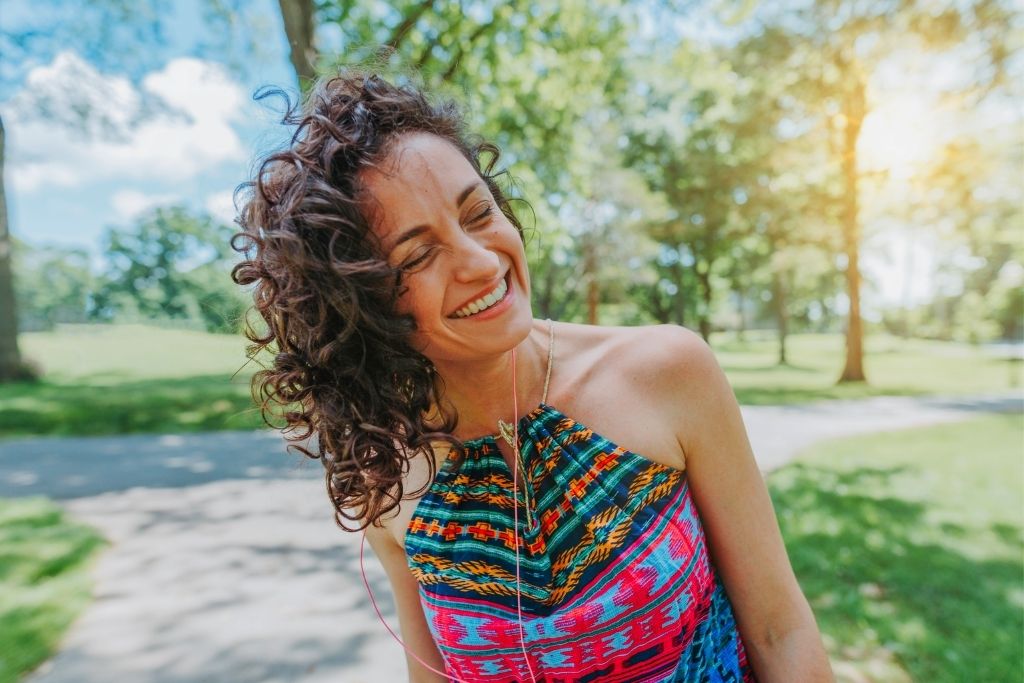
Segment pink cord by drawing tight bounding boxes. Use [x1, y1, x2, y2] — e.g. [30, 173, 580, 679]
[358, 346, 539, 683]
[359, 531, 467, 681]
[510, 347, 539, 683]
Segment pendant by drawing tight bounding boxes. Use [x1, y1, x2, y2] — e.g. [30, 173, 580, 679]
[497, 418, 535, 529]
[497, 419, 516, 448]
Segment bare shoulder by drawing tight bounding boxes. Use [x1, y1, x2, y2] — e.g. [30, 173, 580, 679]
[555, 322, 716, 386]
[614, 323, 712, 375]
[372, 440, 452, 550]
[619, 325, 742, 465]
[549, 322, 719, 471]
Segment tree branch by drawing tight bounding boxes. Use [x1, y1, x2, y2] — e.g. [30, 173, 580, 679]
[277, 0, 318, 85]
[384, 0, 436, 51]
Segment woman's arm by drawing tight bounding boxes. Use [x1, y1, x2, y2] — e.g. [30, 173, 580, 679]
[364, 523, 448, 683]
[654, 325, 834, 682]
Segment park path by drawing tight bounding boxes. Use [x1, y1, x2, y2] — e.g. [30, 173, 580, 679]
[2, 393, 1019, 683]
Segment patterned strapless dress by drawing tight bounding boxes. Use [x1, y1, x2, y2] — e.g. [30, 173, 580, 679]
[405, 402, 757, 682]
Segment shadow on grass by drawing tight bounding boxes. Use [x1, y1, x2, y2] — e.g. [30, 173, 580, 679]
[734, 385, 926, 406]
[771, 464, 1023, 682]
[719, 362, 820, 374]
[0, 375, 271, 439]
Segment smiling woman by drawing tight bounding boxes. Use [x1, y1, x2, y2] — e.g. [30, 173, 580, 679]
[231, 71, 833, 683]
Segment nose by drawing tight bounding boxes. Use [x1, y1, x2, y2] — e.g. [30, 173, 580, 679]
[450, 231, 501, 283]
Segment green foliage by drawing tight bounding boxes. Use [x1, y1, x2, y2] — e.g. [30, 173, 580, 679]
[0, 497, 105, 683]
[99, 205, 241, 327]
[771, 413, 1024, 681]
[617, 33, 843, 341]
[12, 239, 96, 331]
[300, 0, 646, 323]
[14, 206, 248, 335]
[181, 262, 250, 335]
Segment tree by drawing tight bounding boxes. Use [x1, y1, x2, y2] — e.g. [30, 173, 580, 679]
[13, 239, 95, 331]
[622, 43, 769, 342]
[99, 206, 243, 332]
[757, 0, 1016, 382]
[0, 1, 169, 380]
[722, 27, 842, 363]
[891, 133, 1024, 342]
[0, 116, 31, 380]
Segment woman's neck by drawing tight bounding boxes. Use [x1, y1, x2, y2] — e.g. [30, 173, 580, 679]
[430, 320, 550, 440]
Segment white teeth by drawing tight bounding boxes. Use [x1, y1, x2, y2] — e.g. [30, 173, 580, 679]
[453, 278, 508, 318]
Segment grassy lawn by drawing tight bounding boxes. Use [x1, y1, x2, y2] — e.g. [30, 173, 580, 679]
[2, 324, 1018, 439]
[769, 413, 1024, 682]
[0, 498, 106, 683]
[715, 332, 1020, 405]
[2, 325, 267, 439]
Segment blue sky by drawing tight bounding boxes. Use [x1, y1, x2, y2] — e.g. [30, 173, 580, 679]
[1, 0, 296, 262]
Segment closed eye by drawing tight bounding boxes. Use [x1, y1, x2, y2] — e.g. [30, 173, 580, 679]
[398, 202, 493, 272]
[467, 203, 494, 226]
[400, 245, 437, 271]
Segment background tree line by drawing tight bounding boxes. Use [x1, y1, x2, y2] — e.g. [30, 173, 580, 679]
[2, 0, 1020, 380]
[13, 206, 247, 334]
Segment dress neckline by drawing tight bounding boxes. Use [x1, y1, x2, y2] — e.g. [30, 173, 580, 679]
[460, 401, 554, 447]
[406, 401, 686, 550]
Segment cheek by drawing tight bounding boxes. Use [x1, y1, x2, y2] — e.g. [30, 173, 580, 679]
[397, 273, 445, 324]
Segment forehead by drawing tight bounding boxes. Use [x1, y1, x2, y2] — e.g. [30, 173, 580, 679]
[361, 133, 480, 234]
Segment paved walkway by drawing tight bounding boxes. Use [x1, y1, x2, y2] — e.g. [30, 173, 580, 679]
[3, 393, 1019, 683]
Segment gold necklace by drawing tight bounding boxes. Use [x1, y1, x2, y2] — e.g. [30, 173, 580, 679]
[496, 320, 554, 528]
[497, 319, 555, 448]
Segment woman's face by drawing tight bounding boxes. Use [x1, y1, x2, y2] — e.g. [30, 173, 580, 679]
[362, 133, 533, 364]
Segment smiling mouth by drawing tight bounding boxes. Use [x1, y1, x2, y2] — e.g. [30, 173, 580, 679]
[450, 272, 511, 319]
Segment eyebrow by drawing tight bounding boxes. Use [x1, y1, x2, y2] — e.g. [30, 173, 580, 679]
[387, 181, 483, 252]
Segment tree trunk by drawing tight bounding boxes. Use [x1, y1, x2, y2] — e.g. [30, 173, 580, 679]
[584, 237, 598, 325]
[277, 0, 317, 86]
[898, 225, 917, 338]
[838, 78, 867, 383]
[0, 115, 27, 382]
[694, 265, 712, 343]
[536, 260, 557, 320]
[735, 286, 746, 343]
[670, 260, 686, 327]
[771, 270, 789, 366]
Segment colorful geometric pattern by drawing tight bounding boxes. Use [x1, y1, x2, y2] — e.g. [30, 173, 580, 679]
[405, 403, 756, 682]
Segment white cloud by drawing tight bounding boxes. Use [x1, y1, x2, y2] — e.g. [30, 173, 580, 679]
[2, 51, 247, 193]
[111, 190, 181, 221]
[204, 189, 238, 225]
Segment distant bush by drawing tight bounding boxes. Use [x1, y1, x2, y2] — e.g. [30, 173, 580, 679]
[15, 206, 247, 335]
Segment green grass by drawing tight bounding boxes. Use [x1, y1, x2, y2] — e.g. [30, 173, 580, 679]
[3, 325, 267, 439]
[3, 325, 1018, 439]
[0, 498, 106, 683]
[769, 413, 1024, 682]
[715, 332, 1020, 405]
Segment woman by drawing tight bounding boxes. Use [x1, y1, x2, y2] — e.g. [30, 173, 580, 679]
[233, 72, 833, 682]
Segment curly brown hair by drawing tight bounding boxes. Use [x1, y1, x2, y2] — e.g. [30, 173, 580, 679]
[231, 72, 524, 531]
